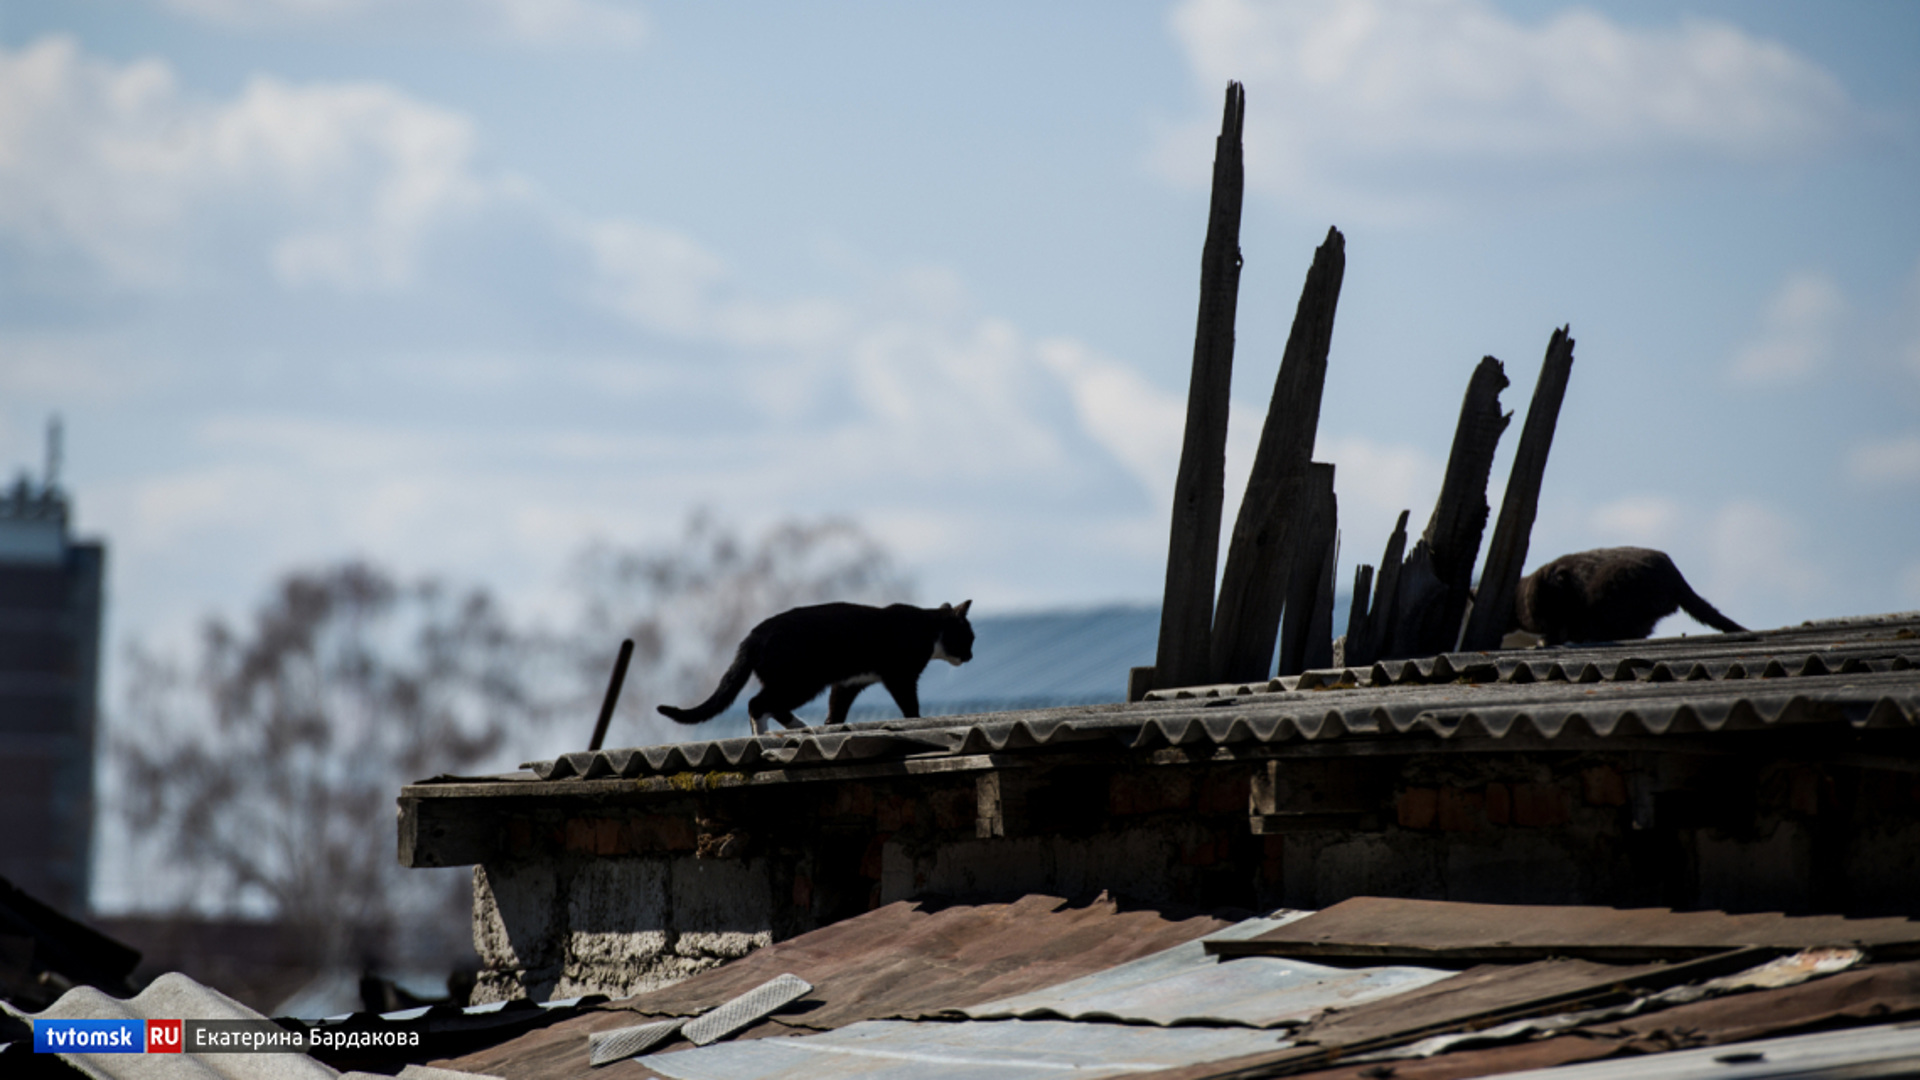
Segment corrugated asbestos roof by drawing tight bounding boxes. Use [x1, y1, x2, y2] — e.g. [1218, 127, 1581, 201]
[429, 893, 1920, 1080]
[522, 612, 1920, 781]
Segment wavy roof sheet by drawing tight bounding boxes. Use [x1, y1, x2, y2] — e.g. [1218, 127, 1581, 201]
[523, 613, 1920, 781]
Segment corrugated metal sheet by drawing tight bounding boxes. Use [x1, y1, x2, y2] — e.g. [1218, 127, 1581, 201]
[1144, 956, 1920, 1080]
[526, 618, 1920, 778]
[635, 1018, 1291, 1080]
[1491, 1020, 1920, 1080]
[438, 901, 1920, 1080]
[433, 894, 1242, 1080]
[1213, 897, 1920, 964]
[959, 914, 1453, 1027]
[1120, 960, 1920, 1080]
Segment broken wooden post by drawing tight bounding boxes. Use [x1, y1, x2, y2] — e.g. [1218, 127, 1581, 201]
[1153, 81, 1246, 691]
[1364, 509, 1410, 664]
[1306, 520, 1338, 672]
[1387, 358, 1511, 658]
[1343, 562, 1375, 668]
[1462, 326, 1577, 651]
[1210, 226, 1346, 684]
[1276, 463, 1336, 677]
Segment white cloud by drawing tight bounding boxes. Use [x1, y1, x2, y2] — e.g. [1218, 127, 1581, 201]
[1161, 0, 1854, 217]
[1588, 494, 1683, 547]
[1847, 434, 1920, 487]
[1901, 563, 1920, 607]
[1315, 435, 1440, 517]
[155, 0, 647, 48]
[0, 36, 487, 291]
[1038, 339, 1186, 498]
[1702, 499, 1827, 611]
[1903, 257, 1920, 379]
[1728, 271, 1845, 385]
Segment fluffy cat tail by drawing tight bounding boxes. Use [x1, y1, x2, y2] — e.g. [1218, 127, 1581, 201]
[657, 645, 754, 724]
[1679, 585, 1746, 635]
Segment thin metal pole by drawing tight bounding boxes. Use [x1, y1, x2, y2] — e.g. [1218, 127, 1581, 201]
[588, 638, 635, 752]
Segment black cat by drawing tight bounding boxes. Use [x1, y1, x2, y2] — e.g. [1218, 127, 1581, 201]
[1515, 547, 1746, 645]
[658, 600, 974, 735]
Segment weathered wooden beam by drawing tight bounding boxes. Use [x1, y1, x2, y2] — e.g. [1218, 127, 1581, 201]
[1462, 326, 1577, 651]
[1210, 226, 1347, 683]
[1306, 516, 1338, 672]
[1365, 509, 1410, 661]
[1154, 81, 1246, 690]
[1342, 563, 1375, 668]
[1388, 357, 1510, 658]
[1277, 463, 1336, 677]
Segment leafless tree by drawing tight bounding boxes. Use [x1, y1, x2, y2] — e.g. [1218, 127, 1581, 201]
[113, 513, 910, 978]
[117, 563, 528, 970]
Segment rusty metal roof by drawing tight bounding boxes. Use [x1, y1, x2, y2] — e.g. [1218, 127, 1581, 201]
[1210, 896, 1920, 965]
[519, 612, 1920, 782]
[432, 893, 1245, 1079]
[957, 914, 1453, 1027]
[431, 893, 1920, 1080]
[636, 1018, 1291, 1080]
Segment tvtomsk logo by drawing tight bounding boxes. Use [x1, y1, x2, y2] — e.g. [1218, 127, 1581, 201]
[32, 1019, 182, 1054]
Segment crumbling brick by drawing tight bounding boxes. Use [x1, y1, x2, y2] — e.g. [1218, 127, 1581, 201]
[1109, 772, 1194, 816]
[832, 783, 875, 818]
[1581, 766, 1628, 807]
[1485, 782, 1512, 825]
[564, 818, 596, 853]
[627, 815, 697, 853]
[928, 788, 975, 831]
[1399, 787, 1439, 830]
[859, 834, 888, 879]
[1513, 782, 1570, 827]
[876, 795, 916, 832]
[1438, 787, 1482, 832]
[1198, 772, 1251, 816]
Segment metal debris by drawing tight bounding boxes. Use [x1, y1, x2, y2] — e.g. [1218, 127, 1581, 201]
[589, 1016, 685, 1065]
[682, 974, 812, 1046]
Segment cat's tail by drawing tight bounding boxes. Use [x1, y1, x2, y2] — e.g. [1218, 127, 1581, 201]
[1679, 583, 1747, 635]
[657, 645, 754, 724]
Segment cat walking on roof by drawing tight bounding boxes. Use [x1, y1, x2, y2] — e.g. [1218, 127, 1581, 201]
[1515, 547, 1745, 645]
[658, 600, 974, 735]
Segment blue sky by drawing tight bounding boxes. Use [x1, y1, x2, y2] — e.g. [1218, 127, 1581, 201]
[3, 0, 1918, 679]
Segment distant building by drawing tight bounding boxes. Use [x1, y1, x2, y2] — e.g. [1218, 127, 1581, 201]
[0, 422, 104, 914]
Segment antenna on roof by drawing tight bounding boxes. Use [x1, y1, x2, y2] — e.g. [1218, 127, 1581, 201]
[44, 416, 62, 492]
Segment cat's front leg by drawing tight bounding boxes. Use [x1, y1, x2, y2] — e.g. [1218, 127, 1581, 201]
[826, 683, 866, 725]
[882, 677, 920, 719]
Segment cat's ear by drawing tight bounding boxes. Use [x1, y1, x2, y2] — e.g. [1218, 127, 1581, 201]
[939, 602, 952, 613]
[955, 599, 971, 618]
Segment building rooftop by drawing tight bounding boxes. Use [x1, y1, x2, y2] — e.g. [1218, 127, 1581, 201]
[416, 611, 1920, 790]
